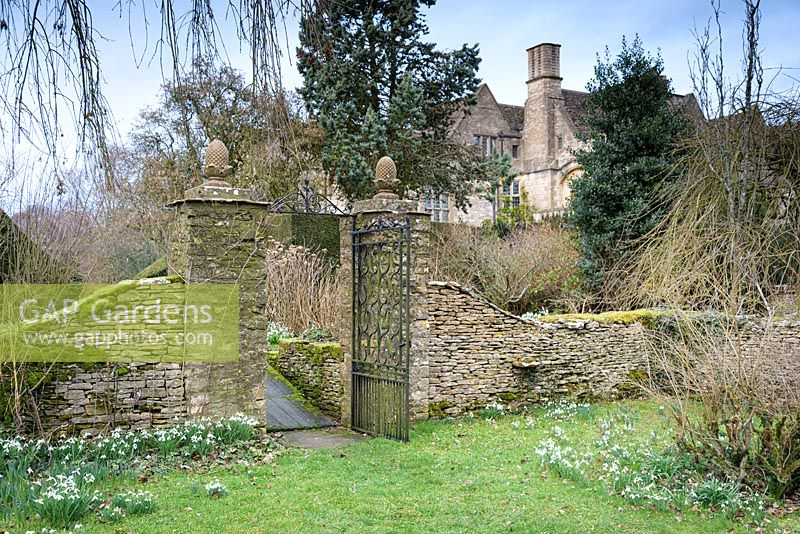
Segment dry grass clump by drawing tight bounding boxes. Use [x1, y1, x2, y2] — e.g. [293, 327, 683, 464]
[263, 239, 344, 337]
[612, 1, 800, 501]
[648, 316, 800, 498]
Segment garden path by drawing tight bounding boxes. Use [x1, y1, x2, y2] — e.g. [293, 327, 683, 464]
[265, 373, 337, 430]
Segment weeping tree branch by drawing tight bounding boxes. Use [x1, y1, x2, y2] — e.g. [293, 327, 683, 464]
[0, 0, 316, 192]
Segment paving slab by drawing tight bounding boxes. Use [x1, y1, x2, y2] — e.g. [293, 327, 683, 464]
[279, 428, 367, 449]
[265, 372, 336, 430]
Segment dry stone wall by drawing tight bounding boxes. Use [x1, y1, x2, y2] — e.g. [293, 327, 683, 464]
[269, 339, 344, 418]
[427, 281, 800, 417]
[25, 363, 187, 435]
[427, 281, 650, 416]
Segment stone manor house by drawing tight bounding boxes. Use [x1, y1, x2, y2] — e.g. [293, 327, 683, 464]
[425, 42, 698, 225]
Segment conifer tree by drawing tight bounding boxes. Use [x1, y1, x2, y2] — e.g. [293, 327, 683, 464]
[569, 36, 692, 283]
[297, 0, 483, 205]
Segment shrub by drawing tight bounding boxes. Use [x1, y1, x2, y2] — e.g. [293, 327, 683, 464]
[214, 413, 259, 443]
[477, 401, 506, 420]
[648, 319, 800, 499]
[430, 223, 584, 315]
[690, 477, 742, 509]
[151, 427, 182, 456]
[264, 239, 344, 338]
[301, 325, 332, 342]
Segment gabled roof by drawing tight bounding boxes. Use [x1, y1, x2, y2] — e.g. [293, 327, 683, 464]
[456, 83, 702, 142]
[668, 93, 704, 123]
[559, 90, 703, 136]
[561, 89, 591, 135]
[498, 104, 524, 134]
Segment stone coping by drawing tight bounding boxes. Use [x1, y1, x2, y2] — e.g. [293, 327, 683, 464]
[428, 280, 800, 328]
[165, 196, 273, 208]
[165, 196, 354, 217]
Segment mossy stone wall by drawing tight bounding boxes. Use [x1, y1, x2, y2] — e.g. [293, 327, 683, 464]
[426, 281, 656, 416]
[426, 281, 800, 417]
[270, 338, 344, 418]
[1, 196, 346, 433]
[2, 362, 187, 435]
[169, 199, 275, 419]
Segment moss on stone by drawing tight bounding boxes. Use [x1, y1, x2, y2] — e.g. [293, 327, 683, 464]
[273, 339, 343, 417]
[627, 369, 648, 382]
[536, 308, 666, 327]
[79, 362, 106, 372]
[266, 365, 322, 414]
[133, 256, 168, 279]
[428, 400, 455, 418]
[277, 338, 343, 366]
[498, 392, 517, 402]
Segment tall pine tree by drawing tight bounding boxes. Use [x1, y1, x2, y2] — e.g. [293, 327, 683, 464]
[297, 0, 482, 205]
[568, 36, 692, 284]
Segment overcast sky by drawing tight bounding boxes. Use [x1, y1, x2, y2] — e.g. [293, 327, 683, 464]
[88, 0, 799, 137]
[28, 0, 800, 142]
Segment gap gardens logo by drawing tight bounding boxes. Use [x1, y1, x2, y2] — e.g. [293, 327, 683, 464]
[0, 280, 239, 363]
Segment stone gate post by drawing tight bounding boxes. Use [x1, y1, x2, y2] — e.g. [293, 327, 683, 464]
[168, 140, 271, 419]
[339, 157, 431, 427]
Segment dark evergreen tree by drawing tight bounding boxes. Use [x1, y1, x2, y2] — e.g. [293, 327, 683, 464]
[568, 36, 692, 284]
[297, 0, 483, 205]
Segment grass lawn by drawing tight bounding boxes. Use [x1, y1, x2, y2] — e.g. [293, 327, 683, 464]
[62, 401, 799, 534]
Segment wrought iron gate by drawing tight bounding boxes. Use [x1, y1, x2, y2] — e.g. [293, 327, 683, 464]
[351, 217, 411, 441]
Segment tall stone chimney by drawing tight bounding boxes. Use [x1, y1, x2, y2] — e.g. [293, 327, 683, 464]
[527, 43, 561, 81]
[524, 43, 562, 165]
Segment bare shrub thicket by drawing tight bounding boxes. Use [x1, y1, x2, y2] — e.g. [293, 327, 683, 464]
[263, 239, 344, 338]
[612, 1, 800, 315]
[430, 223, 583, 315]
[649, 317, 800, 498]
[625, 0, 800, 499]
[1, 165, 100, 432]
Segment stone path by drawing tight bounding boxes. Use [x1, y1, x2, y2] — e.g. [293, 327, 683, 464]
[279, 428, 367, 449]
[265, 372, 337, 430]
